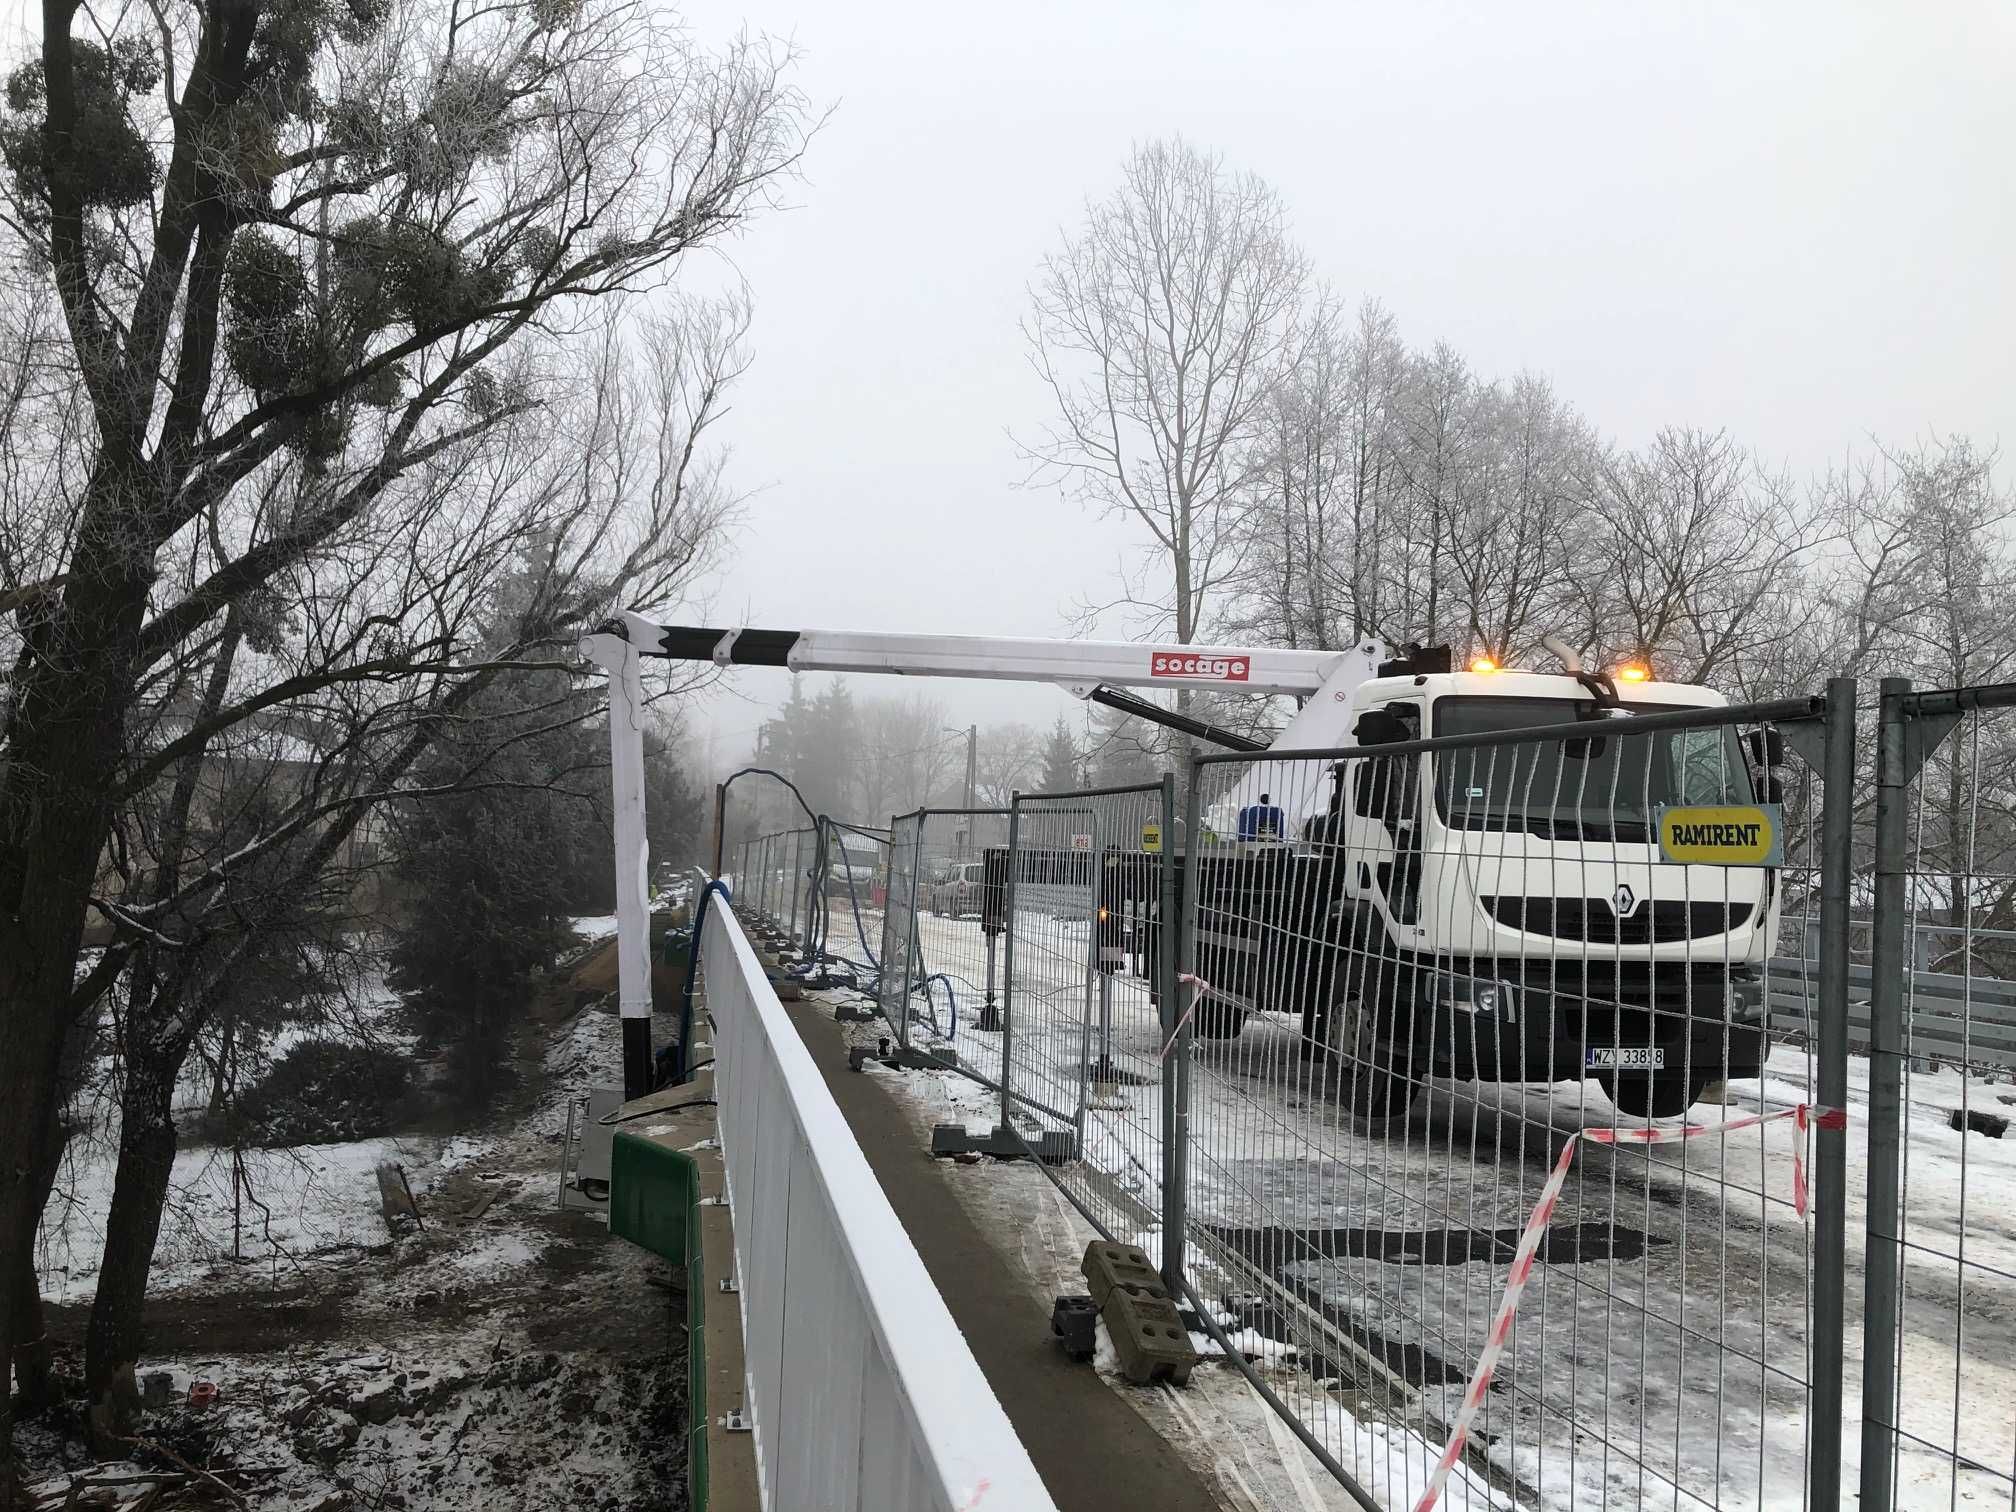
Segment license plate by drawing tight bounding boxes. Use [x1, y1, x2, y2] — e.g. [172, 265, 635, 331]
[1586, 1046, 1666, 1071]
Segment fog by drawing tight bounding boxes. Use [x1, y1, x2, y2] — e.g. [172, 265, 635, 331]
[659, 0, 2014, 772]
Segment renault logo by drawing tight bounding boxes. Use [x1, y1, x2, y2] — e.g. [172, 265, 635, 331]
[1611, 884, 1639, 917]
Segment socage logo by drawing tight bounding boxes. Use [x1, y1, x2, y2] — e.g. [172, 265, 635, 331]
[1150, 651, 1250, 683]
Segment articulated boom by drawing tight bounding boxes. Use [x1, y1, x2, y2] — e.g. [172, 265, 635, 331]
[607, 612, 1387, 735]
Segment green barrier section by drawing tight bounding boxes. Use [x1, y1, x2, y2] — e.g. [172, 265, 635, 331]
[610, 1130, 708, 1506]
[610, 1130, 695, 1265]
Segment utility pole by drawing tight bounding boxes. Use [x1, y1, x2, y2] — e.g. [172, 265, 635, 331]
[962, 724, 978, 812]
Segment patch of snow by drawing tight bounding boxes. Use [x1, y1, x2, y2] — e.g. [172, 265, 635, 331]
[37, 1134, 433, 1304]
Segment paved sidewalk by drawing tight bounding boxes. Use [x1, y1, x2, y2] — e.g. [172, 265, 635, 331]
[786, 1000, 1227, 1512]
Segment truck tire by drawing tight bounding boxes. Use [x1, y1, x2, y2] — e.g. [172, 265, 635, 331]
[1600, 1069, 1709, 1120]
[1333, 996, 1420, 1136]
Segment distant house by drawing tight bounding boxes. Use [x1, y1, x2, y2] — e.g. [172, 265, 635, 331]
[79, 701, 392, 944]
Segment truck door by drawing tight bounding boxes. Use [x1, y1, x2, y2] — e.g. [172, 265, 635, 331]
[1352, 699, 1423, 925]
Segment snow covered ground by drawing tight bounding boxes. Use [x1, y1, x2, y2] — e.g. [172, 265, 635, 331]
[858, 904, 2016, 1512]
[22, 1006, 686, 1512]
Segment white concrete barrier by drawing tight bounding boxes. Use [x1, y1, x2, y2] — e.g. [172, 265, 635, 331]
[703, 895, 1058, 1512]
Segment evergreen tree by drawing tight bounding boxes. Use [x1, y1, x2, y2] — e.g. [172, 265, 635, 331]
[385, 538, 598, 1106]
[1041, 716, 1081, 792]
[385, 693, 584, 1108]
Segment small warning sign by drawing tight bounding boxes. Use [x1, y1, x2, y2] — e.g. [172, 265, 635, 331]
[1140, 822, 1162, 853]
[1070, 832, 1094, 852]
[1656, 804, 1784, 867]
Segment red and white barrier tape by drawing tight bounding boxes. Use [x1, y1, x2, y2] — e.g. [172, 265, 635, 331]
[1411, 1100, 1847, 1512]
[1159, 972, 1211, 1061]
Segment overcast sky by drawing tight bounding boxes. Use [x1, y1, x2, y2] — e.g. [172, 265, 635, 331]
[665, 0, 2016, 766]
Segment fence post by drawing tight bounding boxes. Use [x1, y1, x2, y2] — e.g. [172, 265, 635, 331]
[788, 828, 804, 945]
[1810, 676, 1856, 1508]
[809, 820, 826, 960]
[1163, 767, 1200, 1296]
[1857, 676, 1912, 1511]
[897, 815, 920, 1051]
[998, 796, 1022, 1135]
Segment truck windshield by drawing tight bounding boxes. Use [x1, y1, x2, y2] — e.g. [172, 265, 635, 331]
[1432, 697, 1753, 841]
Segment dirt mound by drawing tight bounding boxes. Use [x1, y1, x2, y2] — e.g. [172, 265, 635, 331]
[23, 1339, 686, 1512]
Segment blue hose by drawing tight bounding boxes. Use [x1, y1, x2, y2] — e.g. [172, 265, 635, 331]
[917, 972, 958, 1041]
[675, 878, 734, 1083]
[837, 855, 881, 971]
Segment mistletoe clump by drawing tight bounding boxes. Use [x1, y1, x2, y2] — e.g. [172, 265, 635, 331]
[0, 38, 159, 220]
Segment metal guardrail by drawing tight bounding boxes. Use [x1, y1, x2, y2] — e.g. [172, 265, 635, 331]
[1767, 955, 2016, 1069]
[701, 894, 1059, 1512]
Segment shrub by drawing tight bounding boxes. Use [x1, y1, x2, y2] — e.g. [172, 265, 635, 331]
[232, 1039, 413, 1146]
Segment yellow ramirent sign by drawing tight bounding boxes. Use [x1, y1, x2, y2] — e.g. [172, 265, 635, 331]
[1656, 805, 1784, 866]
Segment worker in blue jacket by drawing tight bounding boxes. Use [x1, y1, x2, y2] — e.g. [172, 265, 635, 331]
[1237, 792, 1286, 842]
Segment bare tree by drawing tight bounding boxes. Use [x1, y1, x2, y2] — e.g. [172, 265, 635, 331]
[1440, 373, 1586, 662]
[1022, 137, 1307, 658]
[53, 292, 747, 1415]
[1227, 288, 1358, 652]
[0, 0, 806, 1461]
[971, 723, 1043, 808]
[853, 692, 961, 823]
[1564, 428, 1831, 682]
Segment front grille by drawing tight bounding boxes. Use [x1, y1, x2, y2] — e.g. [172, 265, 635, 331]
[1484, 895, 1754, 944]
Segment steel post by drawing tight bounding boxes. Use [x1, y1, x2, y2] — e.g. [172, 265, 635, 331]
[980, 934, 1000, 1033]
[999, 798, 1022, 1133]
[1857, 677, 1912, 1510]
[788, 828, 804, 944]
[1164, 769, 1198, 1296]
[1070, 810, 1101, 1140]
[1810, 677, 1856, 1508]
[900, 838, 924, 1051]
[1093, 971, 1114, 1080]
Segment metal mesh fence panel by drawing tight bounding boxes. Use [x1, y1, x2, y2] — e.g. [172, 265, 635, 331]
[1859, 681, 2016, 1511]
[820, 819, 890, 978]
[786, 827, 814, 946]
[879, 812, 925, 1031]
[876, 810, 1011, 1059]
[998, 785, 1176, 1248]
[1177, 693, 1846, 1510]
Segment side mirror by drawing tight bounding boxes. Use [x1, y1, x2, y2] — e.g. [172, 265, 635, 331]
[1353, 708, 1410, 747]
[1746, 729, 1785, 768]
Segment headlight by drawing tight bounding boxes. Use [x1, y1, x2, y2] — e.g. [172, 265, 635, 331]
[1728, 968, 1765, 1021]
[1423, 973, 1518, 1018]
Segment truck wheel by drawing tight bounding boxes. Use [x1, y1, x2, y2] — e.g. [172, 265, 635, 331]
[1600, 1070, 1707, 1120]
[1333, 997, 1419, 1136]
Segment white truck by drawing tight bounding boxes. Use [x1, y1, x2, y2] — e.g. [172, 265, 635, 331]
[1147, 646, 1782, 1123]
[590, 616, 1791, 1122]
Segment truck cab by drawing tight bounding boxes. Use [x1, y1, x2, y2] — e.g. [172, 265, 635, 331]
[1156, 660, 1780, 1123]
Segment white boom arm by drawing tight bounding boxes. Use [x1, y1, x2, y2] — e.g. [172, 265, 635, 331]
[609, 611, 1384, 701]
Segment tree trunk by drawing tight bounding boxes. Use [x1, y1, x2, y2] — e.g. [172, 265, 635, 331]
[9, 1108, 69, 1417]
[1, 546, 152, 1504]
[0, 955, 89, 1509]
[83, 1042, 183, 1408]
